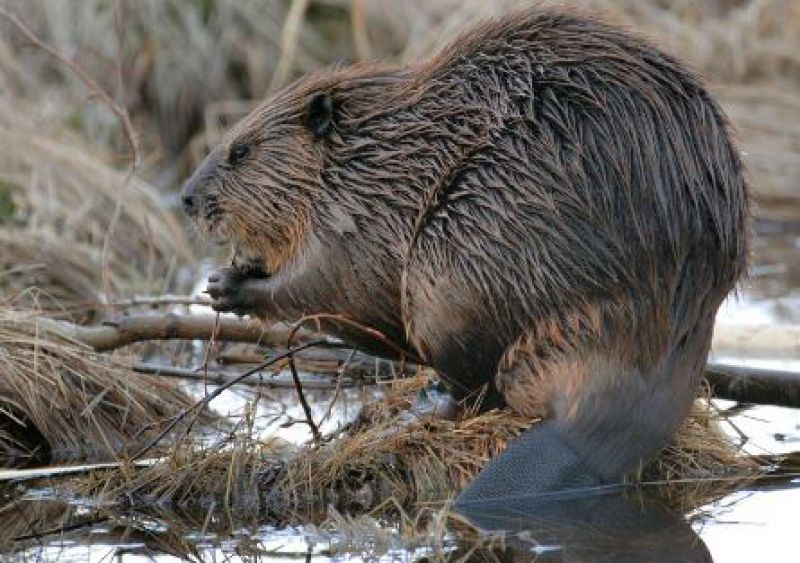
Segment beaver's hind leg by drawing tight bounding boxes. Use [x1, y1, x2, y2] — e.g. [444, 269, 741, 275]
[455, 323, 706, 505]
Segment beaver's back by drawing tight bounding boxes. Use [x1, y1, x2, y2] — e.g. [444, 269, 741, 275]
[402, 10, 748, 367]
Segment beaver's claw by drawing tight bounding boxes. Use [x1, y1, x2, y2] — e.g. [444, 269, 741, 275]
[206, 267, 256, 316]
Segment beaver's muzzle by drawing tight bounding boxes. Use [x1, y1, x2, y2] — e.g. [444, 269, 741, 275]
[181, 151, 220, 218]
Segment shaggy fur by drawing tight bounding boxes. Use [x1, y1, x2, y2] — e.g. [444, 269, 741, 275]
[182, 9, 749, 490]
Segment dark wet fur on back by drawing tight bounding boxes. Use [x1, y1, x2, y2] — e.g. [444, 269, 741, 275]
[182, 8, 749, 497]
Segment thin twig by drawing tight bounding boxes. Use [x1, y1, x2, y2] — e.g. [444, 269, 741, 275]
[100, 0, 139, 312]
[351, 0, 371, 61]
[132, 361, 371, 387]
[318, 349, 356, 427]
[282, 313, 414, 443]
[13, 516, 110, 543]
[287, 354, 322, 442]
[0, 5, 142, 315]
[287, 313, 416, 362]
[131, 339, 327, 460]
[110, 295, 211, 308]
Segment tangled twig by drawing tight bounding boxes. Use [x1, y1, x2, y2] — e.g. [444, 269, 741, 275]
[132, 338, 328, 460]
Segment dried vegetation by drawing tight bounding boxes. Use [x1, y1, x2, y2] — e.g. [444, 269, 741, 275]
[0, 0, 795, 553]
[78, 374, 756, 528]
[0, 308, 212, 465]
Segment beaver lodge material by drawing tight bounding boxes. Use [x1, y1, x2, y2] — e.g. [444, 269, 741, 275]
[73, 370, 757, 528]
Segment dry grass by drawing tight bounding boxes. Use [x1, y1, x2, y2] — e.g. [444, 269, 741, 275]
[0, 107, 194, 314]
[0, 1, 798, 199]
[81, 373, 758, 527]
[0, 308, 213, 465]
[0, 1, 789, 551]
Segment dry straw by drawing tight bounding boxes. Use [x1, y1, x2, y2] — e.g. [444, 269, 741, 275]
[84, 374, 757, 527]
[0, 308, 210, 464]
[0, 107, 193, 312]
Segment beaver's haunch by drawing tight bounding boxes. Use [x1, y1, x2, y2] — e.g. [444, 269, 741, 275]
[182, 9, 749, 503]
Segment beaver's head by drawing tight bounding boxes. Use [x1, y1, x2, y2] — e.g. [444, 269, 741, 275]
[181, 77, 341, 273]
[183, 64, 453, 274]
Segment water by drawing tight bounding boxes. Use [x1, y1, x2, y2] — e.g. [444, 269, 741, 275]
[3, 226, 799, 562]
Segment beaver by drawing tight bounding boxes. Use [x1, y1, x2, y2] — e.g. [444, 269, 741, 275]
[181, 8, 749, 503]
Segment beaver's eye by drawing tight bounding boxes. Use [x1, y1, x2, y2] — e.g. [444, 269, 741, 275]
[228, 143, 251, 166]
[306, 92, 334, 138]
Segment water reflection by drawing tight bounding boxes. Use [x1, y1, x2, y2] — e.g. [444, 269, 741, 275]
[454, 488, 711, 562]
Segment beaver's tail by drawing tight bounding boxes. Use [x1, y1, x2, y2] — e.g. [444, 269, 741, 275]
[454, 317, 713, 505]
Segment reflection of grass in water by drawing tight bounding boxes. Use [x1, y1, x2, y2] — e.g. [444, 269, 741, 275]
[2, 492, 496, 561]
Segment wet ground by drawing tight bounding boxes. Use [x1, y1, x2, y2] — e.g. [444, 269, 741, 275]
[3, 224, 799, 562]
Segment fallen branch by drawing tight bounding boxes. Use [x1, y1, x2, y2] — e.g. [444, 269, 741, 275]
[705, 362, 800, 408]
[28, 312, 800, 407]
[134, 356, 800, 408]
[33, 314, 323, 351]
[217, 348, 404, 378]
[110, 295, 212, 308]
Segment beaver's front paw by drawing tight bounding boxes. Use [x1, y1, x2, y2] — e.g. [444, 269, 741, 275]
[206, 267, 256, 316]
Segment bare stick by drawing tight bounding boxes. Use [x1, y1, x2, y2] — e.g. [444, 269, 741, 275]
[132, 362, 361, 389]
[351, 0, 371, 61]
[109, 295, 212, 308]
[288, 354, 322, 442]
[13, 516, 109, 544]
[100, 0, 139, 312]
[132, 339, 328, 460]
[268, 0, 311, 92]
[33, 313, 324, 351]
[318, 349, 356, 426]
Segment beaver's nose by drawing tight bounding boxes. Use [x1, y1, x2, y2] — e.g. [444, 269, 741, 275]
[181, 150, 219, 217]
[182, 193, 197, 216]
[180, 173, 203, 217]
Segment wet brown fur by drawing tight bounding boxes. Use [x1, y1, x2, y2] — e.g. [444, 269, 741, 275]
[183, 8, 749, 484]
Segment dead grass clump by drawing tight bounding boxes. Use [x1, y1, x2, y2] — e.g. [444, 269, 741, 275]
[88, 373, 757, 525]
[0, 108, 193, 312]
[0, 308, 209, 465]
[4, 1, 799, 185]
[640, 386, 761, 509]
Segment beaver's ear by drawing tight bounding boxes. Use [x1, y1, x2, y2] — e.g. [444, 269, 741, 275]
[306, 92, 334, 138]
